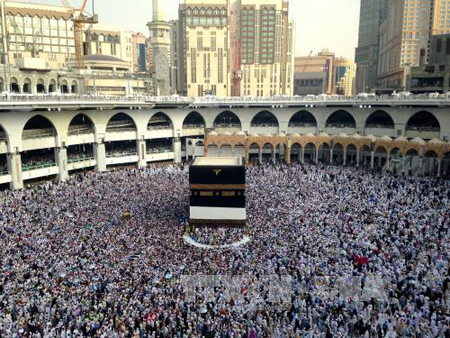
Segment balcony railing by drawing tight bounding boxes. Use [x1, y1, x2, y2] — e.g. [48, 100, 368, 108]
[366, 124, 395, 129]
[147, 148, 172, 154]
[68, 156, 95, 163]
[22, 162, 57, 171]
[22, 129, 55, 140]
[406, 126, 440, 132]
[106, 151, 138, 158]
[68, 126, 94, 136]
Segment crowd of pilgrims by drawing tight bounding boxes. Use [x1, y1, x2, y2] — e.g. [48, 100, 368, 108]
[0, 162, 448, 337]
[188, 227, 247, 247]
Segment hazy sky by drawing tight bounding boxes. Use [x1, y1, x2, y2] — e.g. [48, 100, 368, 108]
[18, 0, 360, 59]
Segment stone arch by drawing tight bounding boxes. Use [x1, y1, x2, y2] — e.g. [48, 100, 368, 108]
[346, 144, 358, 166]
[406, 111, 440, 132]
[68, 113, 96, 135]
[48, 79, 57, 93]
[326, 110, 356, 128]
[248, 142, 260, 162]
[10, 77, 20, 93]
[360, 145, 372, 167]
[148, 112, 173, 130]
[0, 123, 8, 145]
[304, 142, 316, 162]
[262, 142, 274, 161]
[207, 144, 219, 156]
[220, 144, 233, 157]
[71, 80, 78, 94]
[22, 115, 57, 140]
[183, 111, 205, 128]
[106, 113, 137, 132]
[250, 110, 279, 127]
[36, 78, 46, 93]
[23, 77, 32, 94]
[332, 143, 345, 164]
[213, 111, 242, 128]
[291, 143, 302, 162]
[365, 110, 395, 129]
[61, 79, 69, 94]
[234, 143, 245, 157]
[288, 110, 317, 128]
[374, 146, 388, 168]
[423, 150, 439, 175]
[442, 151, 450, 178]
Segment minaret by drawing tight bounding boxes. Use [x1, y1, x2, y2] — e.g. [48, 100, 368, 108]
[147, 0, 172, 96]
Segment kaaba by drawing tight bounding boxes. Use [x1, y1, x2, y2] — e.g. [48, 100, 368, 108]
[189, 157, 246, 227]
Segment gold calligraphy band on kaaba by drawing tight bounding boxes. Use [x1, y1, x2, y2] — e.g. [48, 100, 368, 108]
[189, 184, 245, 190]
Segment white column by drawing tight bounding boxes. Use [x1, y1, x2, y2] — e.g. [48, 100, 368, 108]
[315, 148, 319, 164]
[301, 148, 305, 163]
[258, 148, 262, 163]
[137, 139, 147, 168]
[272, 148, 276, 164]
[356, 149, 360, 167]
[419, 157, 424, 176]
[330, 148, 333, 164]
[370, 151, 375, 169]
[94, 142, 107, 172]
[173, 137, 182, 163]
[343, 148, 347, 166]
[55, 147, 69, 182]
[437, 159, 442, 178]
[402, 157, 407, 175]
[7, 152, 23, 190]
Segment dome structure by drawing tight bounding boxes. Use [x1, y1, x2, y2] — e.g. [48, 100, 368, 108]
[411, 137, 425, 145]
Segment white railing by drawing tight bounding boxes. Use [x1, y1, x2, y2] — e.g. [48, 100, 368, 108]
[106, 151, 138, 158]
[0, 93, 449, 105]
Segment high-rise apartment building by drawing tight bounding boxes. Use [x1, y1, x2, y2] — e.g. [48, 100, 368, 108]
[294, 49, 336, 95]
[132, 33, 147, 73]
[335, 58, 356, 96]
[354, 0, 385, 93]
[294, 49, 355, 96]
[0, 1, 75, 69]
[179, 0, 294, 97]
[83, 24, 134, 68]
[377, 0, 450, 90]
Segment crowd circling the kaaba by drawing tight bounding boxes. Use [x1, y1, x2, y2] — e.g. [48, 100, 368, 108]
[0, 162, 449, 337]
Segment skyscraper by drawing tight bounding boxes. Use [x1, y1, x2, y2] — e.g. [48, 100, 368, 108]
[354, 0, 385, 93]
[179, 0, 294, 97]
[376, 0, 450, 91]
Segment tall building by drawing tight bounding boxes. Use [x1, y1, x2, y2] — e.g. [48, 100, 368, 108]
[354, 0, 385, 93]
[410, 34, 450, 93]
[377, 0, 450, 91]
[334, 58, 356, 96]
[147, 0, 172, 96]
[132, 32, 147, 73]
[239, 0, 294, 97]
[294, 49, 336, 95]
[0, 1, 75, 70]
[83, 24, 134, 69]
[179, 0, 294, 97]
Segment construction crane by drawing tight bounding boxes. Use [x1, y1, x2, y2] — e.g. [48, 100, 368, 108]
[228, 0, 242, 97]
[60, 0, 98, 68]
[301, 50, 313, 73]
